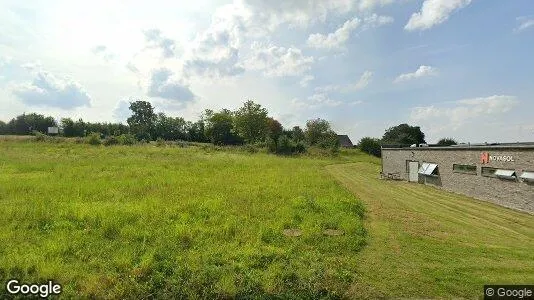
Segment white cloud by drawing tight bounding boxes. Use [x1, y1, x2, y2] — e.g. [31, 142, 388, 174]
[405, 0, 472, 31]
[314, 70, 373, 92]
[363, 13, 394, 28]
[299, 75, 314, 87]
[147, 68, 195, 103]
[514, 16, 534, 32]
[0, 56, 13, 67]
[291, 92, 342, 109]
[353, 70, 373, 90]
[307, 17, 360, 50]
[246, 43, 314, 77]
[314, 84, 341, 93]
[394, 65, 437, 83]
[143, 28, 177, 59]
[113, 100, 131, 123]
[184, 48, 245, 78]
[307, 14, 392, 50]
[183, 3, 250, 78]
[409, 95, 519, 136]
[126, 62, 139, 73]
[11, 70, 91, 109]
[92, 45, 115, 61]
[240, 0, 394, 29]
[358, 0, 394, 11]
[21, 62, 42, 71]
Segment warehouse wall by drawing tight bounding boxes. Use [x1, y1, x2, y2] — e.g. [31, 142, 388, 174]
[382, 147, 534, 213]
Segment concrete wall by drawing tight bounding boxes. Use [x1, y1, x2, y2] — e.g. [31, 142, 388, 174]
[381, 147, 534, 213]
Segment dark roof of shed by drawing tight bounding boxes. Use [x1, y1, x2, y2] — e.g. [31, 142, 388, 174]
[337, 135, 354, 146]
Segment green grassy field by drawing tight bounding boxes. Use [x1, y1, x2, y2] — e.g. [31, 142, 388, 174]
[328, 163, 534, 298]
[0, 139, 533, 299]
[0, 140, 375, 298]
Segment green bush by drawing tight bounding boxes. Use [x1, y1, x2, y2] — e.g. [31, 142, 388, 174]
[266, 135, 307, 155]
[156, 138, 166, 147]
[32, 131, 47, 142]
[74, 137, 85, 144]
[276, 135, 293, 155]
[86, 133, 102, 146]
[330, 141, 340, 155]
[117, 134, 136, 145]
[176, 141, 188, 148]
[437, 137, 458, 146]
[294, 141, 307, 154]
[266, 137, 277, 153]
[358, 137, 381, 157]
[50, 137, 66, 143]
[316, 131, 340, 155]
[103, 136, 119, 146]
[243, 144, 258, 154]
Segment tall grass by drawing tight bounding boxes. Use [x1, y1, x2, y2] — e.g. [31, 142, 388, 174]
[0, 141, 367, 298]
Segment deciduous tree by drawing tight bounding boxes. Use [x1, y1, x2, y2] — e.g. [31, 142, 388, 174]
[234, 100, 268, 144]
[305, 118, 332, 146]
[358, 137, 382, 157]
[204, 109, 241, 145]
[127, 101, 156, 141]
[382, 123, 425, 145]
[6, 113, 56, 135]
[0, 120, 7, 135]
[154, 113, 187, 141]
[436, 138, 457, 146]
[266, 117, 283, 142]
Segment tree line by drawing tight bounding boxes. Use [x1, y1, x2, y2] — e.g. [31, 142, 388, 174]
[357, 123, 457, 158]
[0, 100, 341, 154]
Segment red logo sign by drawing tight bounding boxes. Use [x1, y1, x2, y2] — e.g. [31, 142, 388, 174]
[480, 152, 489, 164]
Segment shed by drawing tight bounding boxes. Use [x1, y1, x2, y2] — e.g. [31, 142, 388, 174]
[337, 135, 354, 148]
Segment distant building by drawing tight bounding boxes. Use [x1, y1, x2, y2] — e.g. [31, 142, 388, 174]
[381, 142, 534, 213]
[337, 135, 354, 148]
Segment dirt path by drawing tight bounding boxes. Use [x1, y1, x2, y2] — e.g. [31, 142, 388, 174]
[326, 162, 534, 299]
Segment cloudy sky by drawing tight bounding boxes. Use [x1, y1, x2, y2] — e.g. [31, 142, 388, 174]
[1, 0, 533, 143]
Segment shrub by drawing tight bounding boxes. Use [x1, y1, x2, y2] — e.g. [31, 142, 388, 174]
[32, 131, 47, 142]
[358, 137, 381, 157]
[437, 138, 458, 146]
[266, 137, 277, 153]
[74, 137, 85, 144]
[276, 135, 293, 155]
[266, 136, 307, 155]
[330, 141, 340, 155]
[174, 140, 186, 148]
[243, 144, 258, 154]
[156, 138, 166, 147]
[86, 133, 102, 146]
[117, 134, 136, 145]
[50, 137, 66, 143]
[293, 141, 306, 154]
[103, 136, 119, 146]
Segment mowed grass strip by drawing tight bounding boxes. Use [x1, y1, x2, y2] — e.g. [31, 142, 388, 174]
[327, 162, 534, 299]
[0, 141, 367, 298]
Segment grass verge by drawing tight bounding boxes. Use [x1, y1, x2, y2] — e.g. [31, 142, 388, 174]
[327, 162, 534, 299]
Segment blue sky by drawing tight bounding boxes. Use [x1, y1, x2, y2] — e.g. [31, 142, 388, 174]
[0, 0, 533, 143]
